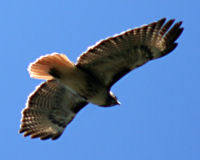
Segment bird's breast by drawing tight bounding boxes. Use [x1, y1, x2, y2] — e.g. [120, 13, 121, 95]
[59, 67, 108, 106]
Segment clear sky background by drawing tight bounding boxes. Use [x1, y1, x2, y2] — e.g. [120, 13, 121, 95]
[0, 0, 199, 160]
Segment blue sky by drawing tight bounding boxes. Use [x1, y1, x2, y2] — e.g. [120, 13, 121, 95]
[0, 0, 199, 160]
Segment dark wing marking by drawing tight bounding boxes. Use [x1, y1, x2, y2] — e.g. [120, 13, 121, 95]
[76, 18, 183, 87]
[19, 80, 87, 140]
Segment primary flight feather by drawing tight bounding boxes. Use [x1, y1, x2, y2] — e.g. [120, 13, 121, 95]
[19, 18, 183, 140]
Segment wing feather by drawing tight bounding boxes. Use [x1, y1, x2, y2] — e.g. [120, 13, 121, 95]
[19, 80, 87, 140]
[76, 18, 183, 87]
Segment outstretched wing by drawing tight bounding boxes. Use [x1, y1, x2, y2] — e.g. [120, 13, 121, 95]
[76, 18, 183, 87]
[19, 80, 87, 140]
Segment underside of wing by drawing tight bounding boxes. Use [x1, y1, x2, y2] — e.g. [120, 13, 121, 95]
[76, 18, 183, 87]
[19, 80, 87, 140]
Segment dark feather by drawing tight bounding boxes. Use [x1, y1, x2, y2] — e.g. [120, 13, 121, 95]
[76, 18, 183, 87]
[19, 80, 87, 140]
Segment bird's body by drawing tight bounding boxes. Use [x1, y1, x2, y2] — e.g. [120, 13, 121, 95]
[19, 18, 183, 140]
[60, 67, 116, 106]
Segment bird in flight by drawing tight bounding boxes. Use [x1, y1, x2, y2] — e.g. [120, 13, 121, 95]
[19, 18, 183, 140]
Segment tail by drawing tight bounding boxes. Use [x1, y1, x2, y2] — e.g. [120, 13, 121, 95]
[28, 53, 75, 80]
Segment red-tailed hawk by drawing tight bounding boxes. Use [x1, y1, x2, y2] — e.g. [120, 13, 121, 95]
[19, 18, 183, 140]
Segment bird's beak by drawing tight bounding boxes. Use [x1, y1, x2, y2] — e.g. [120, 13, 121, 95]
[116, 100, 121, 105]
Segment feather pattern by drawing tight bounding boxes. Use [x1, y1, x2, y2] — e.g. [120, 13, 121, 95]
[77, 18, 183, 87]
[19, 80, 87, 140]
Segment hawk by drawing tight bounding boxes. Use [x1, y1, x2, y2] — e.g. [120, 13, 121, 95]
[19, 18, 183, 140]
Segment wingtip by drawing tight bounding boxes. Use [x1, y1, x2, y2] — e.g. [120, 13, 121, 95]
[177, 21, 183, 26]
[19, 128, 25, 134]
[159, 18, 167, 23]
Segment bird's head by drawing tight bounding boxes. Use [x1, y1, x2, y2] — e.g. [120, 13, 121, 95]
[102, 91, 120, 107]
